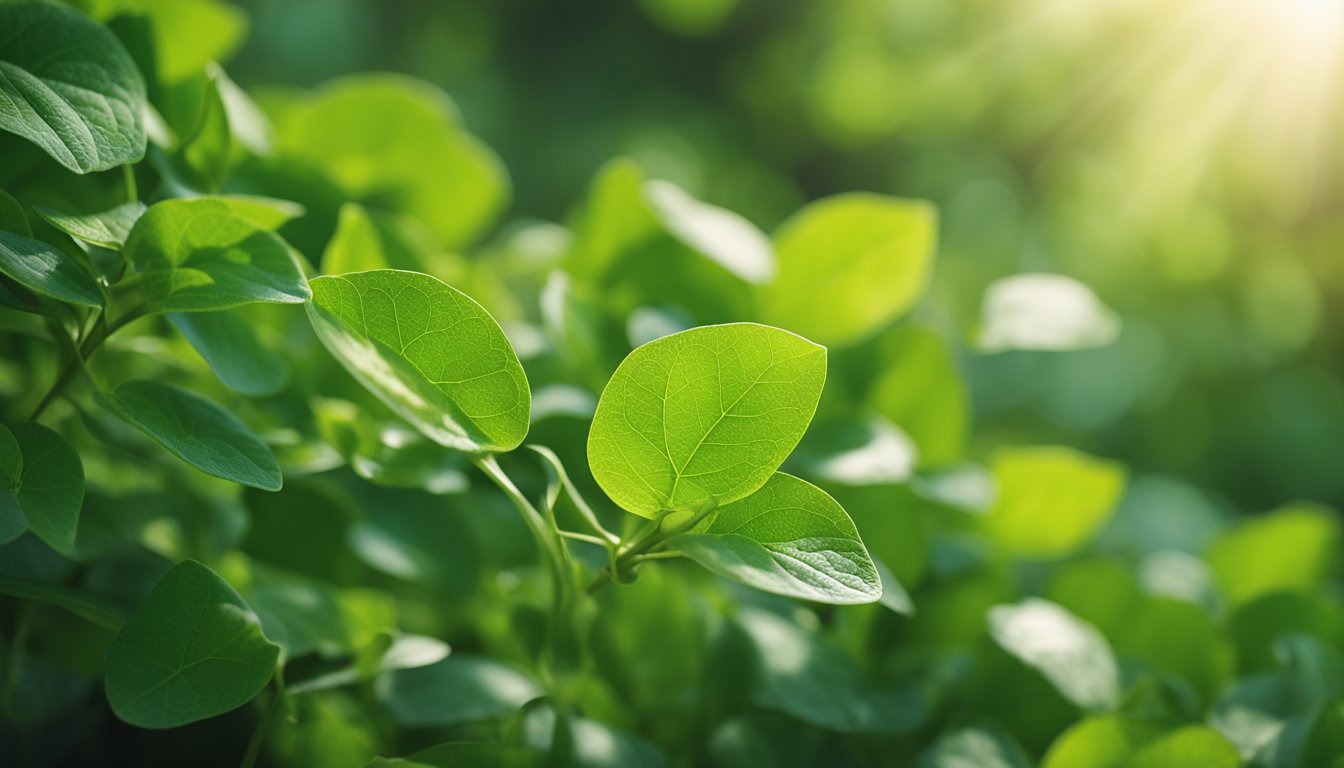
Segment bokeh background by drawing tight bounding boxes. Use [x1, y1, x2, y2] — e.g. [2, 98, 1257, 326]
[223, 0, 1343, 516]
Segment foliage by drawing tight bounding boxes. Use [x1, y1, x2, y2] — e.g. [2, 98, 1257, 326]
[0, 1, 1340, 767]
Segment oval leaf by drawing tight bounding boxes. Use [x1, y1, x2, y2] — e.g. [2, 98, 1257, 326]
[587, 323, 825, 517]
[376, 655, 541, 728]
[0, 1, 147, 173]
[36, 202, 147, 251]
[988, 598, 1120, 711]
[170, 310, 290, 396]
[0, 230, 103, 308]
[983, 446, 1126, 559]
[758, 193, 936, 347]
[96, 380, 283, 491]
[11, 423, 83, 556]
[306, 270, 531, 454]
[105, 560, 280, 729]
[670, 473, 881, 604]
[124, 198, 310, 313]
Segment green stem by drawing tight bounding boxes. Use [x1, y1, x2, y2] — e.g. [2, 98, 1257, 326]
[239, 675, 285, 768]
[585, 501, 717, 594]
[29, 305, 141, 421]
[122, 164, 137, 203]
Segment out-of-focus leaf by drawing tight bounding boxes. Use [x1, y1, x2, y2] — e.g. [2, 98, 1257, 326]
[983, 447, 1125, 559]
[758, 193, 936, 347]
[977, 273, 1120, 353]
[11, 423, 84, 556]
[139, 0, 248, 83]
[1206, 503, 1341, 604]
[918, 725, 1032, 768]
[323, 202, 390, 273]
[988, 598, 1120, 711]
[376, 655, 540, 727]
[867, 326, 967, 466]
[369, 743, 546, 768]
[643, 179, 774, 284]
[1041, 718, 1238, 768]
[789, 415, 917, 486]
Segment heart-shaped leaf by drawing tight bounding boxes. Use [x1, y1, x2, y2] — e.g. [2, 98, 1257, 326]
[96, 380, 283, 491]
[587, 323, 825, 517]
[670, 472, 881, 604]
[306, 270, 531, 454]
[124, 198, 310, 313]
[0, 1, 147, 173]
[0, 230, 102, 308]
[9, 423, 83, 556]
[105, 560, 280, 729]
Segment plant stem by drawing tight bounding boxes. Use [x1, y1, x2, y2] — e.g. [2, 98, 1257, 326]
[122, 164, 137, 203]
[29, 306, 140, 421]
[585, 501, 717, 594]
[239, 677, 285, 768]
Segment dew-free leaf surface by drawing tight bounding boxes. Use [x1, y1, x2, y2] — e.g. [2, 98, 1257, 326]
[306, 270, 531, 453]
[377, 655, 541, 727]
[170, 310, 289, 395]
[988, 598, 1120, 711]
[10, 423, 83, 556]
[96, 380, 283, 490]
[124, 198, 310, 313]
[671, 473, 881, 604]
[587, 323, 825, 517]
[0, 1, 147, 173]
[36, 202, 147, 250]
[105, 560, 280, 729]
[0, 230, 103, 307]
[983, 447, 1125, 559]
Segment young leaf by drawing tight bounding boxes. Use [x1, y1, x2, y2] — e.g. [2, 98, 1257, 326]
[306, 270, 531, 453]
[988, 598, 1120, 711]
[977, 273, 1120, 353]
[669, 473, 882, 604]
[758, 193, 936, 347]
[0, 231, 103, 308]
[124, 198, 311, 313]
[10, 423, 84, 556]
[0, 1, 147, 173]
[323, 202, 391, 274]
[105, 560, 280, 729]
[35, 202, 148, 251]
[588, 323, 825, 517]
[170, 310, 290, 396]
[96, 380, 283, 491]
[376, 655, 541, 727]
[983, 446, 1126, 559]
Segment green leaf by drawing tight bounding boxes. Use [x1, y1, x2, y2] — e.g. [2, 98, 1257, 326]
[0, 1, 147, 173]
[289, 634, 450, 696]
[866, 326, 968, 466]
[306, 270, 531, 453]
[587, 323, 826, 517]
[323, 202, 391, 274]
[0, 423, 20, 490]
[670, 472, 881, 604]
[0, 573, 129, 629]
[789, 415, 917, 486]
[312, 398, 469, 493]
[95, 380, 283, 490]
[0, 188, 32, 236]
[140, 0, 248, 83]
[1041, 718, 1239, 768]
[376, 655, 541, 727]
[643, 180, 774, 284]
[758, 193, 936, 347]
[105, 560, 280, 729]
[977, 273, 1121, 353]
[36, 202, 147, 250]
[918, 725, 1032, 768]
[0, 230, 103, 308]
[275, 74, 509, 248]
[11, 423, 84, 556]
[124, 197, 311, 313]
[1206, 503, 1341, 605]
[737, 607, 925, 733]
[983, 446, 1126, 559]
[170, 310, 289, 396]
[988, 598, 1120, 711]
[0, 494, 25, 547]
[368, 743, 545, 768]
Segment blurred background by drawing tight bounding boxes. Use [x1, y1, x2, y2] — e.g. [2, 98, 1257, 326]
[223, 0, 1342, 517]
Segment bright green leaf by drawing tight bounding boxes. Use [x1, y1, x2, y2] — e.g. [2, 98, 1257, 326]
[1041, 717, 1238, 768]
[376, 655, 541, 727]
[587, 323, 825, 517]
[170, 310, 289, 396]
[867, 326, 968, 466]
[140, 0, 248, 83]
[306, 270, 531, 453]
[643, 180, 774, 284]
[11, 423, 84, 556]
[124, 197, 310, 313]
[35, 202, 147, 250]
[983, 446, 1126, 559]
[988, 598, 1120, 711]
[96, 380, 283, 491]
[671, 472, 881, 604]
[1206, 503, 1341, 604]
[0, 230, 103, 308]
[105, 560, 280, 729]
[323, 202, 390, 274]
[0, 1, 147, 173]
[977, 273, 1120, 353]
[758, 193, 936, 347]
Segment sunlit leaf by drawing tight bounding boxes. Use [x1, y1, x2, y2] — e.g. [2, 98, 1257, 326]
[643, 179, 774, 284]
[35, 202, 147, 250]
[588, 323, 825, 517]
[977, 273, 1120, 353]
[1206, 503, 1341, 605]
[1041, 718, 1238, 768]
[0, 1, 147, 173]
[671, 472, 881, 604]
[988, 598, 1120, 711]
[105, 560, 280, 728]
[983, 447, 1126, 559]
[306, 269, 531, 453]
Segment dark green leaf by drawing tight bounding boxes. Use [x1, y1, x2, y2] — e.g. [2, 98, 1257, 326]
[376, 655, 541, 727]
[0, 230, 103, 308]
[35, 202, 147, 250]
[11, 423, 84, 556]
[170, 310, 289, 395]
